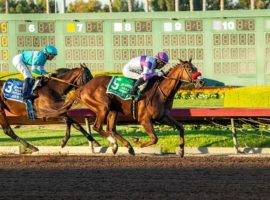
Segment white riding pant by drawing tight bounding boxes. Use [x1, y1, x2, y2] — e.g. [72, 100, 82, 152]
[123, 65, 142, 80]
[12, 54, 33, 79]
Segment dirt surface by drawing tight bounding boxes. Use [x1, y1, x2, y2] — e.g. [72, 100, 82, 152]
[1, 155, 270, 200]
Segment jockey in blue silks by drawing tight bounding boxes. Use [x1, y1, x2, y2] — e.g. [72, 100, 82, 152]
[12, 45, 58, 100]
[123, 51, 169, 98]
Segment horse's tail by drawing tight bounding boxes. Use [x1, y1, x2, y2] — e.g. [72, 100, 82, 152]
[41, 87, 82, 118]
[58, 87, 82, 115]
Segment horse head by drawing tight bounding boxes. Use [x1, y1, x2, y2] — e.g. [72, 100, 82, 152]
[78, 63, 93, 86]
[166, 58, 204, 88]
[53, 63, 93, 87]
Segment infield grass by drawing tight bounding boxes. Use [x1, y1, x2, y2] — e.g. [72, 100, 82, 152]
[0, 124, 269, 153]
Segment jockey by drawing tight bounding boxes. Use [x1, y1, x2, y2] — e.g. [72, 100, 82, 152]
[123, 51, 169, 98]
[12, 45, 58, 100]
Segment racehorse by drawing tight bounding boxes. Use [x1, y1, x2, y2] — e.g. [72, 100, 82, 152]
[69, 59, 204, 157]
[0, 64, 99, 152]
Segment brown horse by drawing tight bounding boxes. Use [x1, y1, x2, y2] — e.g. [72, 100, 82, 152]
[69, 59, 204, 157]
[0, 64, 99, 152]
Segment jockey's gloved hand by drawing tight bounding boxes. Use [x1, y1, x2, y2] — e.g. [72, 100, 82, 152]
[43, 74, 51, 79]
[157, 71, 164, 77]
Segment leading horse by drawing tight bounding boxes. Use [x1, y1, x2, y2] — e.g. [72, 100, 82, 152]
[69, 59, 204, 157]
[0, 64, 99, 152]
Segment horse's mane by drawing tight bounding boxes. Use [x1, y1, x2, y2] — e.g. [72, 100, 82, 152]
[50, 68, 71, 78]
[164, 61, 186, 75]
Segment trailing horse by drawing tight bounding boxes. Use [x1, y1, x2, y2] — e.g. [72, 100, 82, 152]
[0, 64, 99, 152]
[68, 59, 204, 157]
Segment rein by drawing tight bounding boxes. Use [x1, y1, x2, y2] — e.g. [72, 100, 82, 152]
[50, 69, 84, 88]
[50, 77, 79, 87]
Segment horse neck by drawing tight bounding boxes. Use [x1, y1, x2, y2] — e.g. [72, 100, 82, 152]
[157, 66, 184, 101]
[48, 72, 78, 95]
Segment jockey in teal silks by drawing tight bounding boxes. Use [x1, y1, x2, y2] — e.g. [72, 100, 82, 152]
[12, 45, 58, 100]
[122, 51, 169, 99]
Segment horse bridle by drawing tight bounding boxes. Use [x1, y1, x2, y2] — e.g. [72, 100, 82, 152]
[51, 68, 85, 88]
[163, 62, 194, 83]
[156, 62, 194, 99]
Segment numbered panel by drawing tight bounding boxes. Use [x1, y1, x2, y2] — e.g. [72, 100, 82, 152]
[212, 19, 256, 75]
[112, 20, 153, 71]
[64, 21, 105, 71]
[162, 20, 204, 72]
[15, 21, 56, 71]
[0, 22, 9, 72]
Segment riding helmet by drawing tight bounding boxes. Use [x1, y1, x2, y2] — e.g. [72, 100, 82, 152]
[44, 45, 58, 56]
[155, 51, 169, 64]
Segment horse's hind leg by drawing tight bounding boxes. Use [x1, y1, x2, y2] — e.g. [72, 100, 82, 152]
[138, 120, 158, 148]
[60, 116, 71, 148]
[0, 109, 39, 152]
[162, 114, 185, 158]
[107, 111, 135, 156]
[92, 109, 118, 154]
[61, 116, 100, 148]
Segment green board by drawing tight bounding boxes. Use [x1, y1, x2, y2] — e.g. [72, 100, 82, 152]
[0, 10, 270, 86]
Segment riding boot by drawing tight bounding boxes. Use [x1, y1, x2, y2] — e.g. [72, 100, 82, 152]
[23, 78, 35, 100]
[130, 77, 145, 99]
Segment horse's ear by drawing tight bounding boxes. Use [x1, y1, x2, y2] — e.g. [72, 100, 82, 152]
[179, 59, 184, 63]
[80, 63, 87, 68]
[189, 57, 192, 63]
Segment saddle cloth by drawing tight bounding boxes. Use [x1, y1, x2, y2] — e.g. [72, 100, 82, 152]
[106, 76, 135, 100]
[106, 76, 147, 100]
[2, 78, 37, 120]
[2, 78, 24, 103]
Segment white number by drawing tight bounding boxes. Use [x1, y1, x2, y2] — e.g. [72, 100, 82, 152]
[114, 23, 122, 32]
[111, 78, 121, 90]
[175, 22, 182, 31]
[28, 24, 35, 32]
[222, 21, 235, 30]
[164, 22, 172, 32]
[4, 82, 13, 93]
[77, 23, 83, 32]
[124, 23, 132, 32]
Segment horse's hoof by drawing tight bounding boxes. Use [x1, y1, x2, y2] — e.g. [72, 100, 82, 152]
[128, 147, 135, 156]
[178, 149, 184, 158]
[131, 137, 139, 143]
[31, 146, 39, 152]
[60, 141, 66, 148]
[112, 143, 118, 155]
[93, 140, 101, 147]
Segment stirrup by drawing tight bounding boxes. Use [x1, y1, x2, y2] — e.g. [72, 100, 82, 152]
[23, 94, 35, 100]
[131, 94, 140, 102]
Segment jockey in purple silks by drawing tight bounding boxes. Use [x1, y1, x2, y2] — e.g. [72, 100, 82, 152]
[123, 51, 169, 98]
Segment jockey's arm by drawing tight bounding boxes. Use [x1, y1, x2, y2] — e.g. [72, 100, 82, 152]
[31, 65, 48, 76]
[141, 66, 161, 81]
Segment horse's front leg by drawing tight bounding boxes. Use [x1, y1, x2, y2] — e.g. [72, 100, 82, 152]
[161, 114, 185, 158]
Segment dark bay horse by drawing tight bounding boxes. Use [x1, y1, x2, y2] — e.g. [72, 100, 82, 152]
[70, 59, 204, 157]
[0, 64, 99, 152]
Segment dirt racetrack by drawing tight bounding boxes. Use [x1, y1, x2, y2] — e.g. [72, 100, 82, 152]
[1, 155, 270, 200]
